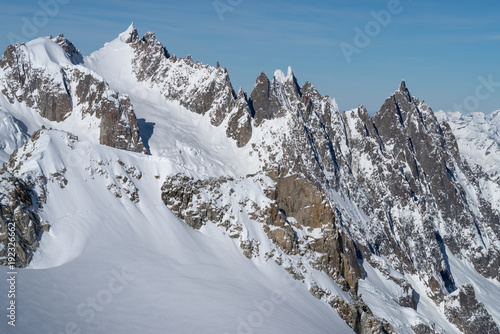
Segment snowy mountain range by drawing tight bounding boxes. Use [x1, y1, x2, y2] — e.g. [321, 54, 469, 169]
[0, 24, 499, 334]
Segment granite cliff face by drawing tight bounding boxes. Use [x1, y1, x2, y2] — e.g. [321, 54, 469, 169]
[249, 71, 285, 126]
[0, 171, 48, 268]
[444, 284, 499, 334]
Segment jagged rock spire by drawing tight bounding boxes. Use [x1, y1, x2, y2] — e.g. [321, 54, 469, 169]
[398, 79, 412, 102]
[52, 34, 83, 65]
[122, 22, 139, 43]
[237, 86, 245, 99]
[399, 79, 407, 92]
[249, 71, 282, 126]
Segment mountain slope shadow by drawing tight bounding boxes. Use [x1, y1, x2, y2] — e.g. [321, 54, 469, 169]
[137, 118, 155, 154]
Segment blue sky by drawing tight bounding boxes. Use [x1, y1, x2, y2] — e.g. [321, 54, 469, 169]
[1, 0, 499, 114]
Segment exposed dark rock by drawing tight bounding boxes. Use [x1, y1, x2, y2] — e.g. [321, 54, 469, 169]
[310, 227, 363, 293]
[52, 34, 83, 64]
[249, 72, 282, 126]
[251, 76, 500, 331]
[272, 171, 335, 229]
[411, 323, 437, 334]
[0, 44, 72, 122]
[99, 94, 146, 153]
[0, 171, 48, 268]
[444, 284, 499, 334]
[240, 239, 259, 259]
[3, 25, 499, 332]
[124, 25, 256, 146]
[329, 297, 395, 334]
[262, 169, 363, 292]
[161, 169, 365, 295]
[161, 175, 233, 230]
[226, 89, 252, 147]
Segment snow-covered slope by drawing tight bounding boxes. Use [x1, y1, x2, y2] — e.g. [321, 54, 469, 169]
[436, 110, 500, 178]
[0, 130, 353, 333]
[0, 108, 28, 163]
[436, 110, 500, 215]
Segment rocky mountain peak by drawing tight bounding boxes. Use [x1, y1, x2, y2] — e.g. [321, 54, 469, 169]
[301, 81, 321, 101]
[373, 81, 422, 135]
[249, 70, 282, 126]
[368, 79, 500, 285]
[0, 36, 147, 154]
[52, 34, 83, 64]
[490, 109, 500, 124]
[237, 86, 245, 99]
[144, 31, 170, 56]
[122, 22, 140, 43]
[226, 89, 252, 147]
[273, 66, 301, 99]
[398, 79, 407, 92]
[255, 71, 269, 86]
[123, 24, 239, 133]
[354, 104, 370, 118]
[397, 79, 412, 103]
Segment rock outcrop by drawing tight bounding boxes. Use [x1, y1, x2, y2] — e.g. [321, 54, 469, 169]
[0, 170, 48, 267]
[226, 88, 252, 147]
[161, 175, 232, 230]
[329, 297, 395, 334]
[444, 284, 499, 334]
[245, 77, 500, 331]
[0, 44, 73, 122]
[98, 94, 145, 153]
[248, 71, 283, 126]
[52, 34, 83, 64]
